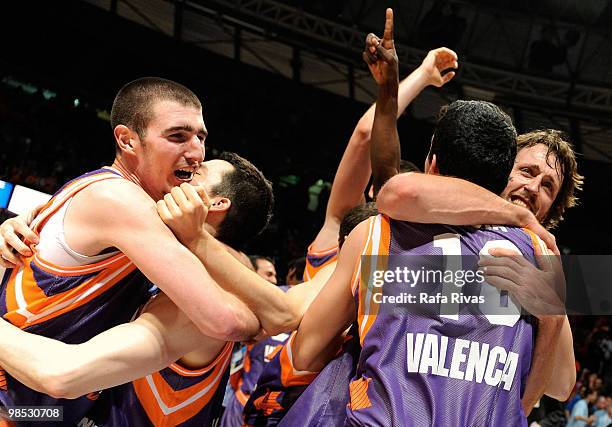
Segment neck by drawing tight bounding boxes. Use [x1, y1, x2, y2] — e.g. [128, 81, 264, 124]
[111, 158, 142, 187]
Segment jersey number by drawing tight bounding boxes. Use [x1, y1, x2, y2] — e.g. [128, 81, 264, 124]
[433, 233, 521, 327]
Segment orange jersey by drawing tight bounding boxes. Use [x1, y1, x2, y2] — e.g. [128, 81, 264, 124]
[303, 244, 338, 281]
[78, 342, 233, 427]
[0, 168, 150, 423]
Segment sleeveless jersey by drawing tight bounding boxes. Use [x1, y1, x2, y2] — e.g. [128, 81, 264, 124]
[304, 244, 338, 281]
[346, 215, 542, 426]
[0, 168, 150, 424]
[77, 341, 233, 427]
[221, 287, 291, 427]
[279, 325, 361, 427]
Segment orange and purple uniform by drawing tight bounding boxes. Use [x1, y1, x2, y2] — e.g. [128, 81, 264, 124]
[0, 168, 150, 424]
[79, 342, 233, 427]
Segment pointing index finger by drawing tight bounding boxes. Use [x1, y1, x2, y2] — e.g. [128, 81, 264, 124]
[383, 8, 394, 43]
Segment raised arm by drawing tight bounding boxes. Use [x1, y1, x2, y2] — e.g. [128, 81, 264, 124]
[0, 292, 225, 399]
[311, 40, 457, 252]
[74, 180, 260, 341]
[364, 10, 458, 196]
[364, 9, 400, 197]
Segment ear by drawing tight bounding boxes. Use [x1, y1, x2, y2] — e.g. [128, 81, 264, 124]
[425, 154, 439, 175]
[114, 125, 136, 154]
[209, 196, 231, 213]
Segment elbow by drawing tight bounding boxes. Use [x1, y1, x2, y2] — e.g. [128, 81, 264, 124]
[208, 305, 258, 341]
[546, 376, 575, 402]
[561, 376, 577, 401]
[38, 367, 82, 399]
[265, 306, 301, 336]
[377, 175, 419, 215]
[354, 121, 372, 145]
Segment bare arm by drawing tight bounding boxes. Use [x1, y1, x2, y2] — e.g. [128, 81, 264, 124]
[292, 220, 368, 371]
[310, 44, 457, 251]
[0, 293, 225, 399]
[378, 172, 559, 252]
[157, 184, 300, 336]
[73, 180, 260, 341]
[364, 13, 458, 197]
[365, 11, 401, 197]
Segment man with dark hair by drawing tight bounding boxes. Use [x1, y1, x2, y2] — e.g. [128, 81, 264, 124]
[110, 77, 202, 143]
[249, 255, 278, 285]
[285, 257, 306, 287]
[430, 100, 517, 195]
[212, 152, 274, 249]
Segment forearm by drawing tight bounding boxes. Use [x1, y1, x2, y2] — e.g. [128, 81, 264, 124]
[378, 173, 531, 226]
[521, 316, 565, 414]
[189, 232, 300, 334]
[0, 319, 81, 397]
[544, 317, 575, 400]
[370, 69, 432, 197]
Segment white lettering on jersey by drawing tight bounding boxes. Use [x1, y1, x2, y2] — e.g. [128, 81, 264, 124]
[406, 333, 519, 391]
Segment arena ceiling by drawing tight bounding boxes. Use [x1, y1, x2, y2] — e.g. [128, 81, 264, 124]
[82, 0, 612, 163]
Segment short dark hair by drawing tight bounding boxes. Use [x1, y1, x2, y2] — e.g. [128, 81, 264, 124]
[429, 100, 517, 195]
[210, 152, 274, 249]
[399, 159, 420, 173]
[339, 202, 379, 248]
[517, 129, 583, 229]
[287, 257, 306, 282]
[110, 77, 201, 141]
[249, 255, 275, 271]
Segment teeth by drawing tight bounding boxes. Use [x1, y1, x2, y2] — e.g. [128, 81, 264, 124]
[174, 168, 194, 181]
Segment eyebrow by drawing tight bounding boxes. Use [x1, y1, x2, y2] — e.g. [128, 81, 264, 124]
[520, 163, 560, 188]
[164, 125, 208, 137]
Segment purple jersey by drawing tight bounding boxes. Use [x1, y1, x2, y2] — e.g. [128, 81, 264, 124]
[347, 215, 540, 426]
[221, 332, 290, 427]
[0, 169, 150, 424]
[279, 325, 361, 427]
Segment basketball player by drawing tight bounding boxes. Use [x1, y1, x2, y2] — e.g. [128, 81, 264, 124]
[363, 12, 576, 413]
[290, 9, 565, 426]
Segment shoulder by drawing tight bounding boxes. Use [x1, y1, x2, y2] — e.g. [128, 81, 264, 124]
[71, 179, 158, 226]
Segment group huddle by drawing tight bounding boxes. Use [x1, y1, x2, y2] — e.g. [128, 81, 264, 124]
[0, 8, 582, 427]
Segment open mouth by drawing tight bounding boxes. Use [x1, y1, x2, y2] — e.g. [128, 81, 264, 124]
[174, 168, 194, 181]
[510, 195, 533, 214]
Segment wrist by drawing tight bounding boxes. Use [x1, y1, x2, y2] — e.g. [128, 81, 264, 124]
[413, 67, 433, 88]
[185, 228, 211, 253]
[505, 200, 533, 227]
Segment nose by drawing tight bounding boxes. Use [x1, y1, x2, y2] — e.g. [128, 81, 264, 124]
[524, 175, 543, 194]
[186, 134, 205, 164]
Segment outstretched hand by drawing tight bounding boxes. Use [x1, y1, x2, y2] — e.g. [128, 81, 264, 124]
[362, 8, 398, 89]
[418, 47, 458, 87]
